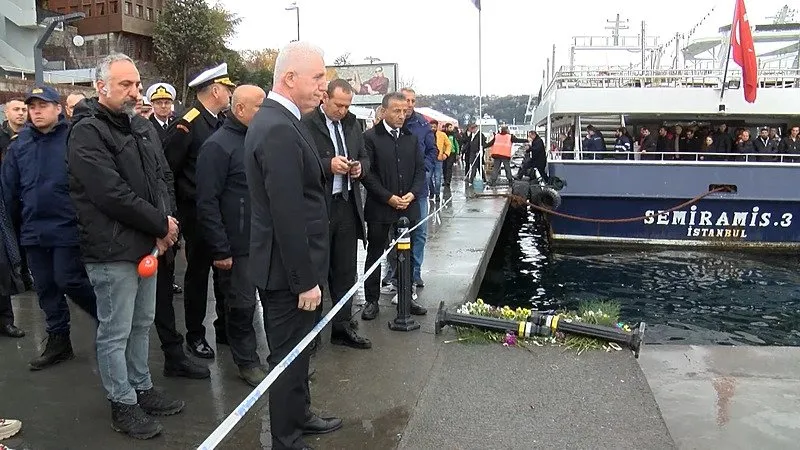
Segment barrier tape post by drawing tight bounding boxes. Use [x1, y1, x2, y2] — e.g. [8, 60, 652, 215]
[197, 195, 454, 450]
[389, 216, 419, 332]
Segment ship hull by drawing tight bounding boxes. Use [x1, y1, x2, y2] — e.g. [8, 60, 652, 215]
[545, 161, 800, 249]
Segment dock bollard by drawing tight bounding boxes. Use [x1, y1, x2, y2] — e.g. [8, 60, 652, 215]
[434, 302, 646, 358]
[389, 217, 420, 332]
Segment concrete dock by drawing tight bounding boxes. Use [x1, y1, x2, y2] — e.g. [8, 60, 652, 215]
[1, 177, 674, 449]
[639, 345, 800, 450]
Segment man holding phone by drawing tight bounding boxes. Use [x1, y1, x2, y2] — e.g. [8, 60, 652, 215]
[302, 78, 371, 349]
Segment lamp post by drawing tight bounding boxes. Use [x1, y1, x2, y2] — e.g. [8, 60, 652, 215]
[35, 12, 86, 84]
[286, 2, 300, 42]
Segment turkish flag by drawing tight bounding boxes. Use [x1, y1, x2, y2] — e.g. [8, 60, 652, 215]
[730, 0, 757, 103]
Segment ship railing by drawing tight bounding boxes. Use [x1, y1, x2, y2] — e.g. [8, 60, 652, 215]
[551, 151, 800, 163]
[541, 68, 800, 96]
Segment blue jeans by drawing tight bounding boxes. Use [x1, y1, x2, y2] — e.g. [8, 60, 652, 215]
[86, 261, 156, 405]
[411, 199, 428, 281]
[429, 161, 443, 198]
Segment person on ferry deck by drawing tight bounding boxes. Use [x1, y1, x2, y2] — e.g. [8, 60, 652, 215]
[778, 125, 800, 163]
[733, 129, 755, 162]
[754, 127, 779, 162]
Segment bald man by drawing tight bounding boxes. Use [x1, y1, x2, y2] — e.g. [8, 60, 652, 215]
[196, 85, 267, 387]
[64, 92, 85, 120]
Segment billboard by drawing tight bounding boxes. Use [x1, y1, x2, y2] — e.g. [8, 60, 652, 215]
[325, 63, 398, 105]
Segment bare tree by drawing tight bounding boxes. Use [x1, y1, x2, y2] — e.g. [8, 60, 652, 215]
[364, 56, 381, 64]
[398, 76, 415, 90]
[333, 52, 351, 66]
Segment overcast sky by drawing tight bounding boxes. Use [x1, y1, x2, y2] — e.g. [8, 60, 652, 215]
[217, 0, 792, 96]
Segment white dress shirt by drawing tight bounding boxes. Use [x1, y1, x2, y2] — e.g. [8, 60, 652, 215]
[383, 120, 399, 137]
[267, 91, 301, 120]
[323, 106, 350, 195]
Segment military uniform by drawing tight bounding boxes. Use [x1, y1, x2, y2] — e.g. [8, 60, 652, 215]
[146, 83, 177, 142]
[162, 63, 236, 359]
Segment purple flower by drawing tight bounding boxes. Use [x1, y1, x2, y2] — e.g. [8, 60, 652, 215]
[502, 332, 517, 346]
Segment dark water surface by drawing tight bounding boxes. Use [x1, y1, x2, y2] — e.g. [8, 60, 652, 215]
[478, 208, 800, 346]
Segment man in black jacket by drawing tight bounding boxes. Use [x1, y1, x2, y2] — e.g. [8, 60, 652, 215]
[244, 42, 342, 449]
[360, 92, 427, 321]
[67, 53, 183, 440]
[515, 131, 548, 182]
[163, 63, 235, 359]
[196, 85, 267, 387]
[301, 78, 371, 350]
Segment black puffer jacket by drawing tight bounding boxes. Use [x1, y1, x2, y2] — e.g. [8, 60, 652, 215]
[67, 98, 170, 263]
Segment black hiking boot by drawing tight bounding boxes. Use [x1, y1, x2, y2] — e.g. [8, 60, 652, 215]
[110, 402, 163, 440]
[29, 333, 74, 370]
[136, 387, 184, 416]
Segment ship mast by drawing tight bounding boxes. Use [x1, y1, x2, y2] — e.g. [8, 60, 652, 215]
[766, 5, 798, 24]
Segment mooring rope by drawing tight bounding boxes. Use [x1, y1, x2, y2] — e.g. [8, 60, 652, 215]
[476, 186, 730, 224]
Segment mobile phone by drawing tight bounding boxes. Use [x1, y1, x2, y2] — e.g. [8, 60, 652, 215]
[347, 160, 360, 167]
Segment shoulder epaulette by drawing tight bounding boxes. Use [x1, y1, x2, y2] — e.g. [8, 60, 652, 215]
[183, 108, 200, 123]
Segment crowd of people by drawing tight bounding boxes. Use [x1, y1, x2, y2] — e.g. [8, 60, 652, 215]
[559, 123, 800, 162]
[0, 40, 536, 448]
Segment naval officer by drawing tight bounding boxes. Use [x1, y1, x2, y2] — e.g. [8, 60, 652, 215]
[163, 63, 235, 359]
[146, 82, 177, 142]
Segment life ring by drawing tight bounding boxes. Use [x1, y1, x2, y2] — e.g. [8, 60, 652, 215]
[529, 185, 561, 210]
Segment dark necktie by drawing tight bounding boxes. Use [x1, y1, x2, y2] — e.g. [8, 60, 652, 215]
[162, 122, 168, 130]
[391, 129, 398, 140]
[332, 121, 349, 200]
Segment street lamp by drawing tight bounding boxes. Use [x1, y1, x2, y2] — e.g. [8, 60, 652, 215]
[35, 12, 86, 84]
[286, 2, 300, 42]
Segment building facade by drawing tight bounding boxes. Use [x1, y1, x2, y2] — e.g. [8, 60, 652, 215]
[46, 0, 165, 63]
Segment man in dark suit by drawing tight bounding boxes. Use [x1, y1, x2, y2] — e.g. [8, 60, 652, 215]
[301, 78, 371, 350]
[163, 63, 235, 359]
[244, 42, 343, 450]
[360, 92, 428, 320]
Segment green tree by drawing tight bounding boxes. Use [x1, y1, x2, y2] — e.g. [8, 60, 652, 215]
[153, 0, 241, 103]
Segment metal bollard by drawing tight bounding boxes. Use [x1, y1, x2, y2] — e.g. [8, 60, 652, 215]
[389, 217, 420, 331]
[434, 302, 646, 358]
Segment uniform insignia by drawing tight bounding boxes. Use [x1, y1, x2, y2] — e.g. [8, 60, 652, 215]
[177, 124, 189, 133]
[31, 88, 43, 94]
[10, 134, 18, 140]
[183, 108, 200, 123]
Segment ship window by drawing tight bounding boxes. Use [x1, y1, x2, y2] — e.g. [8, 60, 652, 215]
[125, 2, 131, 15]
[146, 7, 152, 20]
[96, 3, 105, 15]
[136, 4, 142, 17]
[110, 1, 118, 13]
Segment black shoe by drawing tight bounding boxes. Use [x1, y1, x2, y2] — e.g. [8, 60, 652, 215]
[186, 337, 214, 359]
[172, 284, 183, 294]
[361, 302, 379, 321]
[163, 357, 210, 379]
[29, 333, 74, 370]
[410, 300, 428, 316]
[0, 323, 25, 338]
[349, 319, 359, 330]
[414, 278, 425, 288]
[303, 415, 343, 435]
[136, 387, 184, 416]
[331, 327, 372, 349]
[110, 402, 163, 440]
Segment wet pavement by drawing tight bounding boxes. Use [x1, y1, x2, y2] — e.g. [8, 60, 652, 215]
[639, 345, 800, 450]
[0, 172, 674, 449]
